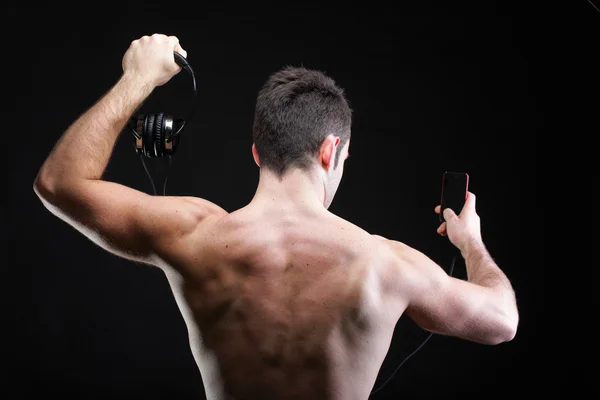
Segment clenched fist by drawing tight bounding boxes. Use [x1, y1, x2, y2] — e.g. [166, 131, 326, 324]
[122, 33, 187, 88]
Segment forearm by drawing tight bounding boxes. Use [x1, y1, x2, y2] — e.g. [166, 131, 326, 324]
[462, 241, 511, 290]
[461, 240, 519, 337]
[462, 240, 518, 315]
[35, 73, 153, 188]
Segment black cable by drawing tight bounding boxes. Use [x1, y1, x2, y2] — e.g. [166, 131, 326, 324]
[369, 254, 457, 396]
[139, 155, 172, 196]
[170, 63, 197, 141]
[162, 155, 173, 195]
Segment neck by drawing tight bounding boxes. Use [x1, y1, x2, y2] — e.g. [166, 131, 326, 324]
[252, 167, 326, 210]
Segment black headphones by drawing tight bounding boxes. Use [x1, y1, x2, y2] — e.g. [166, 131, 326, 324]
[126, 52, 197, 194]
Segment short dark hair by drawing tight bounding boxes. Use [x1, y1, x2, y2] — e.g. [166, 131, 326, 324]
[252, 66, 352, 176]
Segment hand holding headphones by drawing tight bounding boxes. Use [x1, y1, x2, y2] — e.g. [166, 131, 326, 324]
[123, 33, 198, 195]
[122, 33, 187, 88]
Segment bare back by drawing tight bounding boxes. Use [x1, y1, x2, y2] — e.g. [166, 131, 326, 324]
[161, 204, 405, 400]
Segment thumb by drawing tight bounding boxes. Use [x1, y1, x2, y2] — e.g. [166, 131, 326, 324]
[464, 191, 476, 209]
[443, 208, 457, 221]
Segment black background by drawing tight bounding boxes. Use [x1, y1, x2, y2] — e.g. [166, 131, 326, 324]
[3, 1, 593, 399]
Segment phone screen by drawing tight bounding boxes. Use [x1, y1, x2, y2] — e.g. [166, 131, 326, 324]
[440, 172, 469, 222]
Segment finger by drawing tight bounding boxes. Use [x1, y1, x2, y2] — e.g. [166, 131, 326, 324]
[443, 208, 457, 221]
[168, 36, 185, 56]
[167, 35, 179, 45]
[174, 43, 187, 59]
[434, 205, 441, 214]
[437, 222, 447, 236]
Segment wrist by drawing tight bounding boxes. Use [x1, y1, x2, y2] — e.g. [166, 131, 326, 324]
[460, 237, 485, 258]
[119, 72, 156, 99]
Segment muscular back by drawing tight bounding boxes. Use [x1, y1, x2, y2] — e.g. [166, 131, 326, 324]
[163, 204, 405, 400]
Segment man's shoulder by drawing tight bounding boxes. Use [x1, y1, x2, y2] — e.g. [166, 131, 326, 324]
[370, 234, 410, 248]
[368, 234, 421, 265]
[325, 214, 415, 257]
[177, 196, 229, 226]
[180, 196, 228, 214]
[370, 234, 389, 242]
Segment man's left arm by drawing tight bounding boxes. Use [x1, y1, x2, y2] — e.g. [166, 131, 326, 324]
[34, 34, 226, 265]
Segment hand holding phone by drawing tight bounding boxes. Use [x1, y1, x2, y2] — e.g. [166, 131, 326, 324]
[435, 172, 483, 252]
[439, 171, 469, 223]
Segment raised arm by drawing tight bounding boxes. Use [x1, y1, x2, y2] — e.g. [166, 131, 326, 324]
[33, 34, 227, 266]
[384, 192, 518, 345]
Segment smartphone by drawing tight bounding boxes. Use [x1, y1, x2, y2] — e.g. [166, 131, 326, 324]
[440, 171, 469, 222]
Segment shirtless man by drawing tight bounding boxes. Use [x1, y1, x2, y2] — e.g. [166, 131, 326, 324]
[34, 34, 519, 399]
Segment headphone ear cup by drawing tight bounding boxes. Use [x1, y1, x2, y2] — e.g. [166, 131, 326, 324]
[170, 118, 184, 155]
[144, 113, 156, 157]
[134, 114, 183, 157]
[154, 112, 164, 157]
[162, 115, 174, 155]
[131, 115, 144, 155]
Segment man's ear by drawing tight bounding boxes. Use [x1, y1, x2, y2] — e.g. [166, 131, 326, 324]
[252, 143, 260, 167]
[319, 135, 340, 172]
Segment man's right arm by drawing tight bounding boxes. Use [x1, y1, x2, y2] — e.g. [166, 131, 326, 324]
[382, 192, 519, 345]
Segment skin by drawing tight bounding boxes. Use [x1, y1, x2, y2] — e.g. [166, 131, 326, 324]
[34, 34, 519, 400]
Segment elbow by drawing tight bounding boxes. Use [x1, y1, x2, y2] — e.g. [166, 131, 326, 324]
[34, 168, 73, 205]
[504, 308, 520, 342]
[33, 177, 59, 215]
[34, 168, 56, 201]
[492, 317, 518, 345]
[484, 288, 519, 345]
[34, 175, 52, 203]
[487, 308, 519, 345]
[34, 180, 61, 211]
